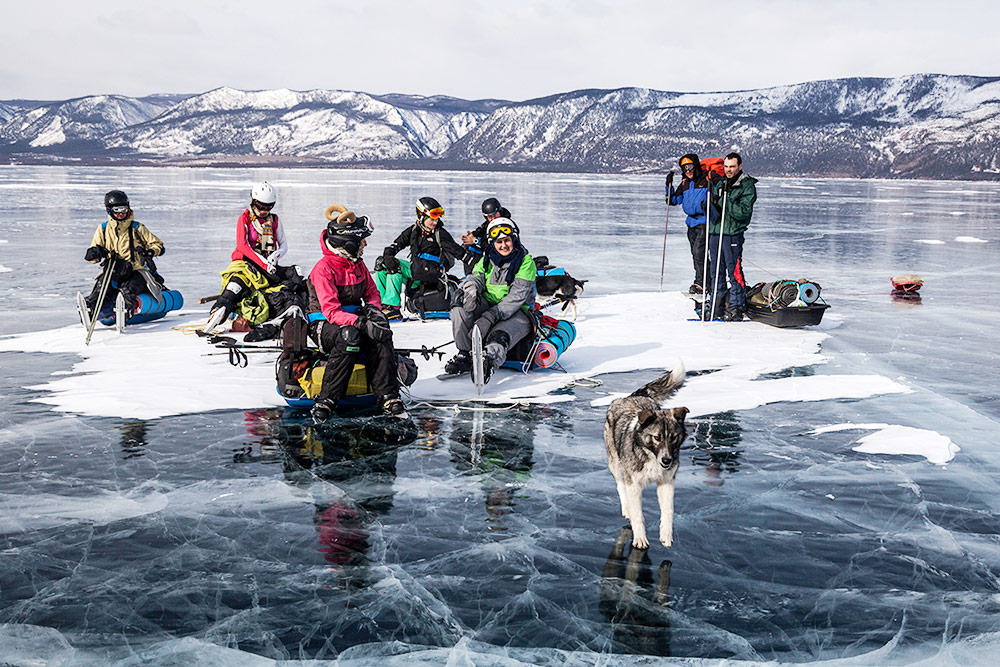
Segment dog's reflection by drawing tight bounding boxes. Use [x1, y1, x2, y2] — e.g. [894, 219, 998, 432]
[599, 526, 673, 655]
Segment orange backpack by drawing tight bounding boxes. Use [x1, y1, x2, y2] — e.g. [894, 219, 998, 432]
[701, 157, 725, 179]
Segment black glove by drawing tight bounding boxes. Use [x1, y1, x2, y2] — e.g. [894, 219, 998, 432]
[664, 172, 675, 202]
[461, 248, 480, 267]
[380, 255, 401, 273]
[356, 306, 392, 342]
[137, 247, 153, 263]
[85, 245, 108, 262]
[474, 309, 499, 339]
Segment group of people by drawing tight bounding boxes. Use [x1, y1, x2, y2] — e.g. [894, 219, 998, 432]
[80, 158, 754, 422]
[667, 151, 758, 321]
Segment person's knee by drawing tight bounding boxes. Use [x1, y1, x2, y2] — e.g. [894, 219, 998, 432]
[333, 325, 362, 354]
[484, 329, 511, 350]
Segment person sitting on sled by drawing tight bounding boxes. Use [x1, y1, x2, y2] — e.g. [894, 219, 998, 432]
[80, 190, 166, 324]
[373, 197, 472, 320]
[460, 197, 513, 275]
[206, 181, 306, 337]
[307, 204, 406, 422]
[444, 217, 537, 385]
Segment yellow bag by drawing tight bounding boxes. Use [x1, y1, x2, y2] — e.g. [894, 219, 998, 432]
[297, 363, 371, 399]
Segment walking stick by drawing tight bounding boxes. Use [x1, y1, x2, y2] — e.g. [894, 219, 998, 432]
[701, 174, 713, 318]
[707, 188, 729, 322]
[659, 173, 674, 290]
[85, 257, 117, 346]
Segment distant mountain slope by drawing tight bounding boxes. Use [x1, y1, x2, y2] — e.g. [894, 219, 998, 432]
[0, 95, 176, 149]
[104, 87, 495, 160]
[1, 75, 998, 179]
[444, 75, 1000, 178]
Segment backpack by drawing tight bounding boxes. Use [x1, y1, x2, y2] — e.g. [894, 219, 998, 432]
[701, 157, 725, 179]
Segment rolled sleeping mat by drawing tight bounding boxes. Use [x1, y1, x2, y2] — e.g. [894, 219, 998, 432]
[797, 281, 820, 304]
[129, 290, 184, 324]
[532, 319, 576, 369]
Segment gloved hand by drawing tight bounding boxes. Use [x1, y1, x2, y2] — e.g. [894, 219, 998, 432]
[85, 245, 108, 262]
[474, 309, 499, 339]
[380, 255, 401, 273]
[137, 247, 153, 263]
[664, 171, 674, 202]
[461, 248, 480, 267]
[460, 278, 480, 312]
[356, 306, 392, 342]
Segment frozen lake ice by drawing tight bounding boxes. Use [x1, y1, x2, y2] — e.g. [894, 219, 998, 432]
[0, 166, 998, 663]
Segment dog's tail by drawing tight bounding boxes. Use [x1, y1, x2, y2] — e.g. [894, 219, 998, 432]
[629, 362, 685, 402]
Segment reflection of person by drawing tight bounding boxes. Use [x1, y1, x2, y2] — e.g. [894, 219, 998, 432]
[667, 154, 717, 295]
[374, 197, 469, 320]
[689, 412, 743, 486]
[276, 411, 416, 572]
[460, 197, 513, 274]
[598, 526, 673, 655]
[706, 152, 757, 321]
[447, 407, 537, 530]
[444, 218, 537, 384]
[117, 420, 150, 459]
[81, 190, 166, 323]
[307, 206, 404, 421]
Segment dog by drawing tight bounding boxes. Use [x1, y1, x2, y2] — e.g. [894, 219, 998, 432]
[604, 363, 688, 549]
[534, 257, 587, 320]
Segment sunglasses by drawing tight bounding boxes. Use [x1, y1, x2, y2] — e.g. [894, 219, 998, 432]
[253, 201, 275, 211]
[111, 205, 129, 214]
[418, 206, 444, 220]
[488, 224, 514, 240]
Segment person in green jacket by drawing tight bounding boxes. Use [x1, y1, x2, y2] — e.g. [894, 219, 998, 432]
[443, 217, 537, 384]
[705, 152, 758, 321]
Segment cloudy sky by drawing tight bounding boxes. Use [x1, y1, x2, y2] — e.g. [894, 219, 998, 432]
[4, 0, 998, 101]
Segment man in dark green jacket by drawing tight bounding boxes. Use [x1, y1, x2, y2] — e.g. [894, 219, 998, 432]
[706, 152, 757, 320]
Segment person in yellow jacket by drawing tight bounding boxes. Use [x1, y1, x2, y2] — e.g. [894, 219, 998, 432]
[81, 190, 166, 322]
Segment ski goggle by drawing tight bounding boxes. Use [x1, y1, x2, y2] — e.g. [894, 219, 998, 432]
[682, 164, 696, 172]
[488, 223, 514, 240]
[252, 200, 274, 211]
[110, 205, 129, 215]
[417, 206, 444, 220]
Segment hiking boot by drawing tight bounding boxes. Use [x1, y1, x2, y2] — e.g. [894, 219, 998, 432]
[244, 323, 280, 342]
[688, 284, 704, 295]
[311, 398, 337, 423]
[723, 308, 745, 322]
[482, 354, 499, 386]
[379, 396, 407, 417]
[444, 351, 472, 375]
[381, 305, 403, 322]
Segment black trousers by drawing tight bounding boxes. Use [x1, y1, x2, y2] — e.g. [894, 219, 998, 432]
[687, 224, 708, 287]
[86, 268, 147, 314]
[312, 322, 399, 403]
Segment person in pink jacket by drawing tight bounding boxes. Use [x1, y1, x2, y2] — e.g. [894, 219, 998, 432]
[307, 205, 404, 421]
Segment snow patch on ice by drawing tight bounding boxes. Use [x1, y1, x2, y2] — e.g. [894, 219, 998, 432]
[914, 239, 946, 245]
[0, 264, 11, 273]
[0, 292, 909, 420]
[955, 236, 987, 243]
[812, 423, 959, 464]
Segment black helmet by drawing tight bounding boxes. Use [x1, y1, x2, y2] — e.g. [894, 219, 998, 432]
[481, 197, 502, 216]
[416, 196, 443, 220]
[104, 190, 130, 216]
[325, 204, 373, 258]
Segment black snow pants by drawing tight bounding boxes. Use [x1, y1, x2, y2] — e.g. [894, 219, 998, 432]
[311, 321, 399, 403]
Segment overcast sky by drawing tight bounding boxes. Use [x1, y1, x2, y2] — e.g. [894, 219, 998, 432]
[4, 0, 998, 102]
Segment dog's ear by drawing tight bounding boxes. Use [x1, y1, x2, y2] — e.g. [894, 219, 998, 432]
[637, 410, 658, 430]
[669, 406, 689, 423]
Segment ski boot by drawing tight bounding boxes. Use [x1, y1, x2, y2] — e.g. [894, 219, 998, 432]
[444, 350, 472, 376]
[311, 398, 337, 424]
[379, 396, 407, 417]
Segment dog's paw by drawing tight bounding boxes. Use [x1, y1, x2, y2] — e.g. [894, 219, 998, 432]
[659, 529, 673, 548]
[632, 534, 650, 550]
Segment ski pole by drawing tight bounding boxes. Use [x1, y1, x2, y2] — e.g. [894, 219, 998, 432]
[85, 257, 117, 345]
[659, 173, 674, 290]
[708, 188, 728, 322]
[701, 173, 713, 315]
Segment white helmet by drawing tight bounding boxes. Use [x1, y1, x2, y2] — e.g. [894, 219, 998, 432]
[250, 181, 277, 206]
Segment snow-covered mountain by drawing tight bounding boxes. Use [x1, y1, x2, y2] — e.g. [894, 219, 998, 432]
[104, 87, 497, 161]
[446, 74, 1000, 179]
[1, 75, 998, 179]
[0, 95, 177, 150]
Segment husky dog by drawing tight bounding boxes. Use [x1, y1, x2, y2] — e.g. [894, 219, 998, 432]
[604, 363, 688, 549]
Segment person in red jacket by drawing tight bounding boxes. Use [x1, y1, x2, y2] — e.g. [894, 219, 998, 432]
[307, 205, 405, 421]
[206, 181, 297, 332]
